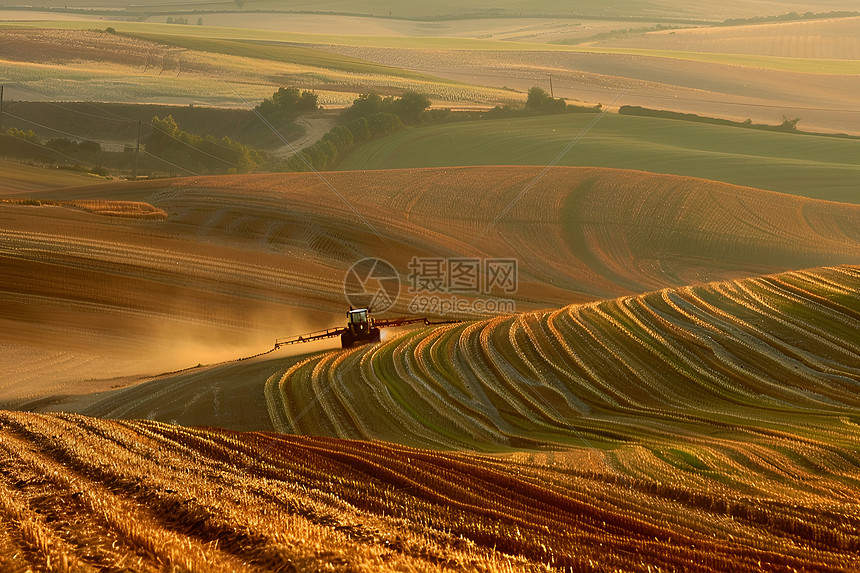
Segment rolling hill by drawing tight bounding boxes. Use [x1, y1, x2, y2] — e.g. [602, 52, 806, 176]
[4, 166, 860, 404]
[588, 16, 860, 60]
[5, 5, 860, 571]
[336, 114, 860, 203]
[267, 265, 860, 449]
[4, 167, 860, 571]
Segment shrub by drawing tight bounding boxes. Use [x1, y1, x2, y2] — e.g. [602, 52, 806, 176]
[346, 117, 371, 144]
[777, 116, 801, 132]
[7, 127, 40, 145]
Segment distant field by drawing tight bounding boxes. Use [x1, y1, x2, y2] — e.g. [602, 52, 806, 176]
[338, 114, 860, 203]
[185, 13, 672, 44]
[3, 19, 859, 136]
[590, 16, 860, 60]
[5, 20, 860, 74]
[125, 32, 430, 79]
[0, 25, 517, 108]
[8, 0, 860, 20]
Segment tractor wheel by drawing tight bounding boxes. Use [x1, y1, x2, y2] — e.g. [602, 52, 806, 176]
[370, 327, 381, 343]
[341, 331, 354, 349]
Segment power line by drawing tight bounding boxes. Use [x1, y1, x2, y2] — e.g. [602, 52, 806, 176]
[2, 130, 102, 170]
[81, 99, 257, 159]
[83, 101, 142, 122]
[42, 101, 140, 124]
[4, 104, 248, 172]
[140, 148, 200, 176]
[3, 111, 121, 146]
[145, 120, 248, 170]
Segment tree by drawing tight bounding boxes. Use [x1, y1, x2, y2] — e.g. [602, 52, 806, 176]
[366, 112, 404, 137]
[7, 128, 41, 145]
[778, 115, 801, 132]
[526, 86, 551, 109]
[526, 86, 566, 113]
[341, 93, 385, 122]
[341, 91, 430, 125]
[390, 90, 431, 124]
[322, 125, 354, 151]
[346, 117, 371, 143]
[144, 115, 265, 174]
[256, 87, 318, 118]
[144, 115, 181, 155]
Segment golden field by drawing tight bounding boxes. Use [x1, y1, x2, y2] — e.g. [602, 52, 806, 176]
[1, 409, 857, 572]
[2, 166, 860, 570]
[588, 16, 860, 60]
[4, 4, 860, 569]
[4, 167, 860, 401]
[3, 14, 860, 132]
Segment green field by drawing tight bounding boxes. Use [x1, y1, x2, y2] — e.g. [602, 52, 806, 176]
[337, 113, 860, 203]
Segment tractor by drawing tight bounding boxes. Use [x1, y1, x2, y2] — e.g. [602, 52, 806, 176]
[274, 308, 458, 350]
[341, 307, 381, 348]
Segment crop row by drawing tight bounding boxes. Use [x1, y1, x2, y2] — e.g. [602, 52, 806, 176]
[276, 265, 860, 445]
[0, 411, 541, 571]
[3, 411, 857, 571]
[269, 265, 860, 566]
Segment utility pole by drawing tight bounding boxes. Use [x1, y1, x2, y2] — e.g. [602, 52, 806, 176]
[133, 120, 141, 179]
[547, 74, 554, 98]
[1, 85, 4, 132]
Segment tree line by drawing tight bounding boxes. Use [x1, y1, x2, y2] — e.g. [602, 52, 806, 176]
[0, 85, 601, 176]
[280, 90, 433, 172]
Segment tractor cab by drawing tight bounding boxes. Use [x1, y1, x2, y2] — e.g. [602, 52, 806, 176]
[347, 308, 371, 336]
[341, 308, 381, 348]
